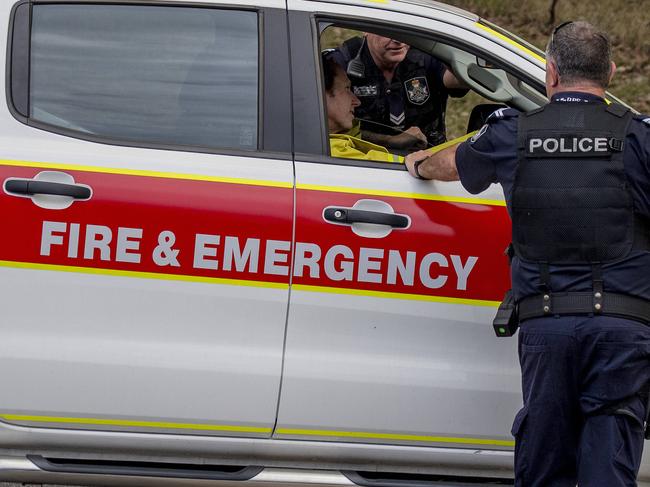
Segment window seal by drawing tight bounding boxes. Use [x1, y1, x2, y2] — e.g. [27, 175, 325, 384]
[6, 0, 30, 122]
[296, 14, 547, 169]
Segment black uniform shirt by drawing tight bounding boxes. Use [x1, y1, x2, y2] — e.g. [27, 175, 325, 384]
[331, 38, 461, 146]
[455, 92, 650, 300]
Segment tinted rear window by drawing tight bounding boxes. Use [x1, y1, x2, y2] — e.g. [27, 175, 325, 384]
[30, 5, 259, 150]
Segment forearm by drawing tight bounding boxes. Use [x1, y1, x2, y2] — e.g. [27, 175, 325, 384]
[417, 145, 460, 181]
[361, 130, 393, 146]
[443, 69, 469, 91]
[406, 144, 460, 181]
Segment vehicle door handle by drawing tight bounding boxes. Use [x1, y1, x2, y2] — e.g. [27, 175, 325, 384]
[324, 207, 409, 229]
[5, 179, 91, 199]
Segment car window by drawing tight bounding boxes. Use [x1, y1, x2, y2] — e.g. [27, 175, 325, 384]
[317, 23, 548, 167]
[29, 4, 259, 151]
[319, 25, 494, 165]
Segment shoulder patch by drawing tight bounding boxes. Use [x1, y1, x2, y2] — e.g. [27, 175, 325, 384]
[643, 117, 650, 126]
[486, 107, 518, 124]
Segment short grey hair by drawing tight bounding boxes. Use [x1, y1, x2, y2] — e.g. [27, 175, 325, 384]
[546, 21, 612, 88]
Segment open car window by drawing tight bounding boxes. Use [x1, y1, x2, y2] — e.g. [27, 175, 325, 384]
[318, 22, 550, 166]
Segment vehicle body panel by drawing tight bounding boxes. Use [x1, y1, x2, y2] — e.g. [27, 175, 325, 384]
[0, 0, 647, 484]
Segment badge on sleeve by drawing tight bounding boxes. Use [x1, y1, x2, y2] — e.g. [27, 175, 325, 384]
[404, 77, 430, 105]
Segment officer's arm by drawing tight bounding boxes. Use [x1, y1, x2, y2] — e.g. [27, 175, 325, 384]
[442, 69, 469, 91]
[405, 144, 460, 181]
[362, 127, 428, 150]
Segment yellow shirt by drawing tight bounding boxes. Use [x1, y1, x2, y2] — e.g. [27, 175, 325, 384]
[329, 134, 404, 164]
[329, 120, 478, 164]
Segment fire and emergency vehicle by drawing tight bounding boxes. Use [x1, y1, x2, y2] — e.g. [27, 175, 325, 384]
[0, 0, 646, 485]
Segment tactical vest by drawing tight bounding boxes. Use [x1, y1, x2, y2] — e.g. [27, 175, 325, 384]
[339, 37, 447, 146]
[512, 102, 649, 265]
[499, 102, 650, 327]
[493, 102, 650, 330]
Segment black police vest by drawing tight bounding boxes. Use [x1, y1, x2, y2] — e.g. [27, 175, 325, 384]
[340, 38, 447, 146]
[513, 102, 647, 265]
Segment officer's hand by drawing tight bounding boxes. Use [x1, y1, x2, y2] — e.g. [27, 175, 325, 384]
[405, 150, 431, 179]
[388, 127, 428, 150]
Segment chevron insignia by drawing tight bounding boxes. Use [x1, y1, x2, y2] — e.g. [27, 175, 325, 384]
[389, 112, 405, 125]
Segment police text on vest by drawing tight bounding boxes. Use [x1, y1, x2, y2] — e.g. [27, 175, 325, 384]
[528, 136, 609, 155]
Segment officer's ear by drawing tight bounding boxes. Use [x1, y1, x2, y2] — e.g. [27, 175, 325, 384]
[545, 59, 560, 94]
[608, 61, 617, 84]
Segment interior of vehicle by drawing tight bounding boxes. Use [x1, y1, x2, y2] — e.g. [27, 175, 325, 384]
[319, 23, 549, 154]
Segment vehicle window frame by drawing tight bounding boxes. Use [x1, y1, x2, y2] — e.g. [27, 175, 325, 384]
[5, 0, 292, 159]
[292, 12, 548, 170]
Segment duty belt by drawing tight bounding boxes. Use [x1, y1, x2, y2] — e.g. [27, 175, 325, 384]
[518, 292, 650, 325]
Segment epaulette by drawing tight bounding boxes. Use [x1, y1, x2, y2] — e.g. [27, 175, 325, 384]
[605, 103, 629, 118]
[486, 107, 518, 124]
[637, 115, 650, 126]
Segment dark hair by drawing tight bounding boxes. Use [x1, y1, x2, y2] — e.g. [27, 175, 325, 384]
[322, 52, 340, 92]
[546, 21, 612, 88]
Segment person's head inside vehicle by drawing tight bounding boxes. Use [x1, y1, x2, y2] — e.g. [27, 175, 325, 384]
[365, 34, 409, 71]
[545, 20, 615, 95]
[323, 53, 361, 133]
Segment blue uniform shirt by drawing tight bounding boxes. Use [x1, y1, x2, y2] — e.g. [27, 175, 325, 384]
[456, 92, 650, 301]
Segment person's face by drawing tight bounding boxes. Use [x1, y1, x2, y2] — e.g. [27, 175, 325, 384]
[365, 34, 409, 69]
[326, 66, 361, 133]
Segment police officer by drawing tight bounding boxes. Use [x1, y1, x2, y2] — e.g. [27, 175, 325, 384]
[404, 21, 650, 487]
[330, 34, 468, 152]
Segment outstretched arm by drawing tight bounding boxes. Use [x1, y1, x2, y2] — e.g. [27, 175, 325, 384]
[404, 130, 478, 180]
[405, 144, 460, 181]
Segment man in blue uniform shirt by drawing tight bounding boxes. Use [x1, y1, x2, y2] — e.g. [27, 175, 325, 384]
[330, 34, 467, 152]
[405, 21, 650, 487]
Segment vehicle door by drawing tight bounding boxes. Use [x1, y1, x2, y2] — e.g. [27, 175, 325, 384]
[0, 0, 292, 442]
[277, 0, 543, 463]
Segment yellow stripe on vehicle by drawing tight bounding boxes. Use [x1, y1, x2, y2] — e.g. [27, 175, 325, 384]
[0, 414, 514, 447]
[0, 158, 506, 205]
[0, 159, 292, 189]
[0, 414, 271, 434]
[297, 184, 505, 207]
[0, 260, 499, 306]
[275, 428, 515, 447]
[293, 283, 500, 308]
[0, 260, 289, 290]
[475, 23, 546, 64]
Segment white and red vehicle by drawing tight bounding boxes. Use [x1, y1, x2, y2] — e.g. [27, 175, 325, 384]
[0, 0, 645, 485]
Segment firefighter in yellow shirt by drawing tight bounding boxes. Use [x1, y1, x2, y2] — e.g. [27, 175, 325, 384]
[323, 53, 404, 163]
